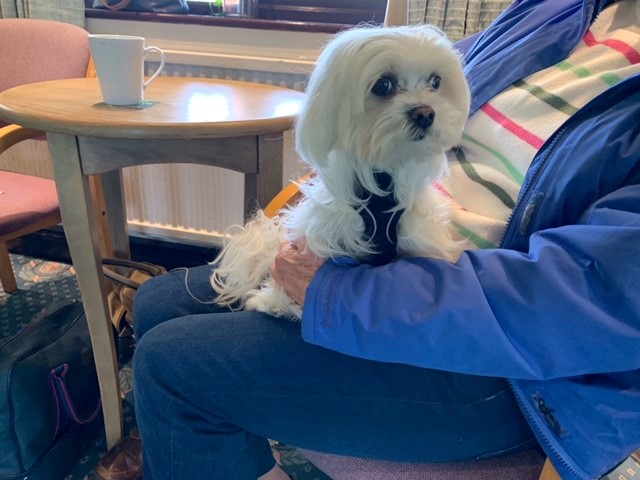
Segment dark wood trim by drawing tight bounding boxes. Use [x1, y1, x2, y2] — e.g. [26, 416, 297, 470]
[85, 8, 346, 33]
[256, 0, 386, 24]
[85, 0, 386, 33]
[9, 226, 216, 270]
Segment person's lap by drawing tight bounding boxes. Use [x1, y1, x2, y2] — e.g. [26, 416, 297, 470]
[133, 265, 535, 479]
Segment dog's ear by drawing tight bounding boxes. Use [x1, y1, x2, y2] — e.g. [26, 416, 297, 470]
[295, 42, 343, 169]
[295, 28, 369, 170]
[295, 66, 337, 170]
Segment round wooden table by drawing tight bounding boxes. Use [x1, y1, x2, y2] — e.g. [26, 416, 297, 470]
[0, 76, 304, 448]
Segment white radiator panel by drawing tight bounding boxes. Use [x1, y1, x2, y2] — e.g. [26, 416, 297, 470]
[122, 163, 245, 245]
[131, 62, 305, 245]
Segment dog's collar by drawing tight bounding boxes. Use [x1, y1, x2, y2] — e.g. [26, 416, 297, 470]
[354, 171, 403, 265]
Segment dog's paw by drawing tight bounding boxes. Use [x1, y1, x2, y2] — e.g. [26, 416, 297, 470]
[245, 283, 302, 320]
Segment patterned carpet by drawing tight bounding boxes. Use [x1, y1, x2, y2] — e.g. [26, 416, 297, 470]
[0, 254, 330, 480]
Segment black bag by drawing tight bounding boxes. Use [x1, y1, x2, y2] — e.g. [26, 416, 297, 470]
[92, 0, 189, 13]
[0, 302, 102, 480]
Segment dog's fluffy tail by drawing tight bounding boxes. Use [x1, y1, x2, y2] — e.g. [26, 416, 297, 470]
[210, 211, 284, 309]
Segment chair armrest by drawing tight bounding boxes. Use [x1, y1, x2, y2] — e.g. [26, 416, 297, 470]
[539, 459, 562, 480]
[263, 173, 311, 219]
[86, 56, 97, 78]
[0, 124, 46, 155]
[263, 179, 304, 219]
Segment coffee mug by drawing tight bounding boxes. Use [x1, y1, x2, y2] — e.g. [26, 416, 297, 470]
[88, 34, 165, 106]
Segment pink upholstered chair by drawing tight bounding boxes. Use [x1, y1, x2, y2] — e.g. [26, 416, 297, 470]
[0, 18, 92, 292]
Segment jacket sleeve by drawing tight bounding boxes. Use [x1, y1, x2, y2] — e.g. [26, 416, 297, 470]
[300, 185, 640, 381]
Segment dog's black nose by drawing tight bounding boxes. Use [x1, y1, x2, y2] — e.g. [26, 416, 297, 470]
[409, 106, 435, 131]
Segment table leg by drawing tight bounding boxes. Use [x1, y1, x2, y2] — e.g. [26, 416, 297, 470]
[47, 133, 124, 449]
[244, 133, 285, 220]
[99, 169, 131, 260]
[89, 176, 114, 258]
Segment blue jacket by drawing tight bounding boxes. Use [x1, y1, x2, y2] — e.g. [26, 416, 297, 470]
[300, 1, 640, 478]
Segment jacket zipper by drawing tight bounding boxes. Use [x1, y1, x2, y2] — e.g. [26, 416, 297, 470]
[499, 121, 568, 248]
[499, 81, 632, 249]
[502, 77, 639, 479]
[507, 380, 590, 479]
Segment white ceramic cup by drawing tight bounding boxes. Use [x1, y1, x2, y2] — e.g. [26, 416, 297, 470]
[88, 34, 165, 106]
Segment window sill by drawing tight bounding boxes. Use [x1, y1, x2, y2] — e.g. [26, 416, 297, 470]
[85, 10, 332, 73]
[85, 8, 363, 33]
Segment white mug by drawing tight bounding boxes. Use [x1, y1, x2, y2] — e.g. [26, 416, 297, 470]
[88, 34, 165, 106]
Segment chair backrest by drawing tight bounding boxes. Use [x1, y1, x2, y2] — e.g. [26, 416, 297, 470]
[0, 19, 90, 127]
[0, 18, 90, 93]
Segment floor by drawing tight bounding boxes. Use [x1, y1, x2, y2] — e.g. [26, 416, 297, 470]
[1, 254, 329, 480]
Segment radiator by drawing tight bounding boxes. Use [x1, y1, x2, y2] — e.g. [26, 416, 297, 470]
[127, 61, 307, 245]
[0, 63, 306, 246]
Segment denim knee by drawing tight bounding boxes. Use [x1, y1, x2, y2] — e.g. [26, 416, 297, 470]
[132, 274, 173, 340]
[133, 265, 220, 340]
[132, 326, 179, 453]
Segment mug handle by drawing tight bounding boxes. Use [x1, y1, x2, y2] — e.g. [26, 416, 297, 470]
[143, 46, 165, 89]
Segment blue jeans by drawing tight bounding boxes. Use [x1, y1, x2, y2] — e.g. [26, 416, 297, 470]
[133, 265, 535, 479]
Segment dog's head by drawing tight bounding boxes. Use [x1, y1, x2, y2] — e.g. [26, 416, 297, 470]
[296, 25, 470, 175]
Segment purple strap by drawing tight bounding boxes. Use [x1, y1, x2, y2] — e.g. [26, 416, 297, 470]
[49, 363, 102, 438]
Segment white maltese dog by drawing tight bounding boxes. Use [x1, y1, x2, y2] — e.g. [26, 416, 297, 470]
[211, 24, 470, 319]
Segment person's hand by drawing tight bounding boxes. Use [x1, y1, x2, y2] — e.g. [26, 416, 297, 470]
[271, 239, 325, 306]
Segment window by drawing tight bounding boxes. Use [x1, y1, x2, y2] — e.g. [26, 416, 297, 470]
[85, 0, 388, 33]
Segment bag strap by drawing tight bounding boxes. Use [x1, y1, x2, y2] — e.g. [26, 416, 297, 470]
[102, 258, 166, 289]
[102, 257, 166, 276]
[49, 364, 102, 438]
[100, 0, 132, 11]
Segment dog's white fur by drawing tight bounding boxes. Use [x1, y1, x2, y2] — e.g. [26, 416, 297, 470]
[210, 24, 471, 319]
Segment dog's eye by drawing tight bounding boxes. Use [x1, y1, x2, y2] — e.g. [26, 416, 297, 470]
[428, 74, 441, 90]
[371, 76, 396, 97]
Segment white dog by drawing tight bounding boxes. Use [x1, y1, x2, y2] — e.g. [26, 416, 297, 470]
[210, 24, 471, 319]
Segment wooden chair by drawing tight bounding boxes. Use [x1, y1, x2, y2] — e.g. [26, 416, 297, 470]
[262, 1, 564, 477]
[0, 18, 92, 293]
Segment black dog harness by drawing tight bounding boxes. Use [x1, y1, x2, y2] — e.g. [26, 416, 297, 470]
[354, 171, 404, 265]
